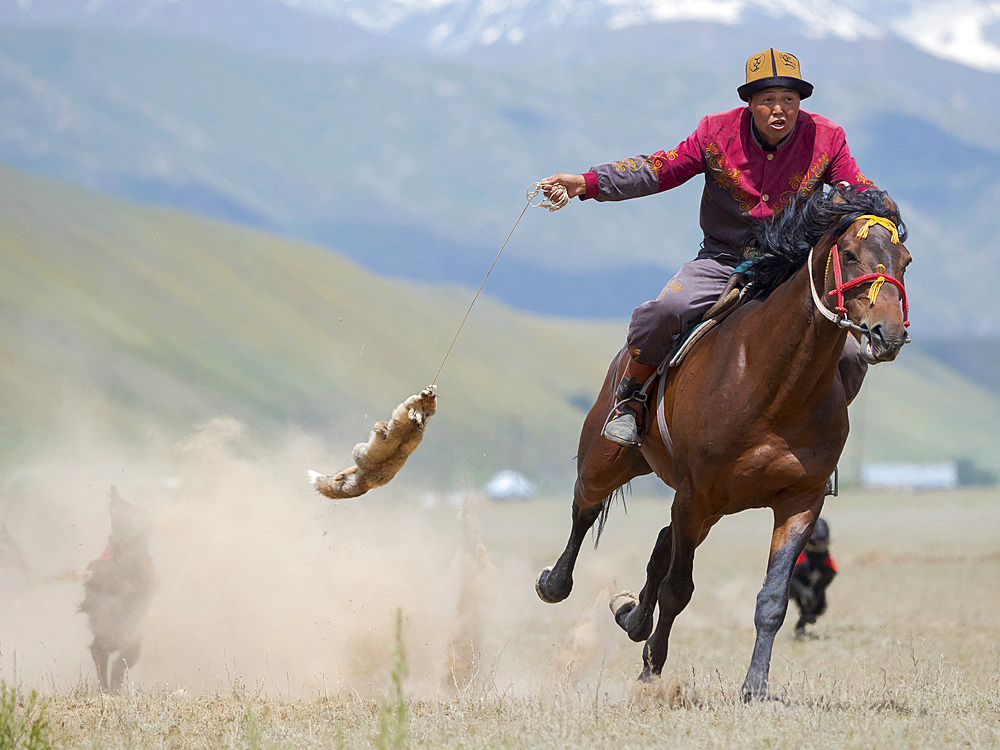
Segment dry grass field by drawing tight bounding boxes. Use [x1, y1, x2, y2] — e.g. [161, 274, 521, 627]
[2, 438, 998, 748]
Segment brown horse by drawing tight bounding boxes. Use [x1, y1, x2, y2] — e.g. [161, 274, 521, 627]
[535, 186, 911, 700]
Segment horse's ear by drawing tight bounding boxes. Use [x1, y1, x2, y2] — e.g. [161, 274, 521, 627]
[830, 181, 851, 205]
[880, 193, 899, 215]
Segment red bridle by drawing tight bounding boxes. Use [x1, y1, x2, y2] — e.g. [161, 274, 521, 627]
[826, 242, 910, 328]
[820, 214, 910, 330]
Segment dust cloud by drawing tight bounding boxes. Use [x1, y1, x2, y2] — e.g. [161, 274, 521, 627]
[0, 414, 626, 701]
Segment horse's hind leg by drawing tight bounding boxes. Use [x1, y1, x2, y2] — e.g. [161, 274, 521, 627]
[537, 356, 651, 604]
[535, 495, 604, 603]
[536, 445, 651, 604]
[741, 500, 822, 701]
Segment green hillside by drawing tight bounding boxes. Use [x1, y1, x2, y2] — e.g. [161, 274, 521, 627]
[0, 163, 996, 494]
[0, 162, 625, 491]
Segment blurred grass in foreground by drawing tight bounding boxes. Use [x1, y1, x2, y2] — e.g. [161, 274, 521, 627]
[7, 487, 999, 748]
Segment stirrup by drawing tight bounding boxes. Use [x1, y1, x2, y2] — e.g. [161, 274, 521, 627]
[603, 373, 652, 448]
[602, 402, 644, 447]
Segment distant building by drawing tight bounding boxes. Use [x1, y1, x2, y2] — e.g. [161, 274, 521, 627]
[861, 462, 959, 491]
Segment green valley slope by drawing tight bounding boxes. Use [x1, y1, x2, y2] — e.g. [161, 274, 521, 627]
[0, 164, 996, 493]
[0, 163, 624, 491]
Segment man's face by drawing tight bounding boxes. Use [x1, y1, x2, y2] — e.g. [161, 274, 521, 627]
[749, 87, 801, 146]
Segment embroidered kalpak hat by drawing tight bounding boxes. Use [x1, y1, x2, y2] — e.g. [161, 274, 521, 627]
[738, 48, 813, 102]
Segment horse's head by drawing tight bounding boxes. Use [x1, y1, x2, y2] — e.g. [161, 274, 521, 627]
[746, 185, 912, 364]
[822, 192, 911, 364]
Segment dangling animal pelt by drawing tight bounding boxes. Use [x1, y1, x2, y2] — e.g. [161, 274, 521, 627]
[308, 388, 437, 499]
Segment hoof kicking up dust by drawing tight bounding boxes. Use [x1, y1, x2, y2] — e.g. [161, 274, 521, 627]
[309, 388, 437, 499]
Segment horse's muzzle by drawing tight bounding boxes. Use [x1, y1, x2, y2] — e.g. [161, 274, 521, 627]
[859, 322, 908, 364]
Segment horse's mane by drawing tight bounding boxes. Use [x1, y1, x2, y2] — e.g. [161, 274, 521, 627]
[743, 185, 907, 299]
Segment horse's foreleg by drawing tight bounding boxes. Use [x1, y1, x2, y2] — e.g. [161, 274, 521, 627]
[614, 523, 672, 642]
[639, 526, 697, 680]
[537, 359, 651, 604]
[741, 500, 823, 701]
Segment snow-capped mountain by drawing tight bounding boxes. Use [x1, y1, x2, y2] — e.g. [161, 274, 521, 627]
[3, 0, 1000, 72]
[281, 0, 1000, 71]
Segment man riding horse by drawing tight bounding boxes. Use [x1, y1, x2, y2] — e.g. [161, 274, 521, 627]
[535, 49, 910, 699]
[541, 49, 874, 451]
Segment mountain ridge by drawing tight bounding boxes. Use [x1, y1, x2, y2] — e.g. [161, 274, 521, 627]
[1, 22, 998, 334]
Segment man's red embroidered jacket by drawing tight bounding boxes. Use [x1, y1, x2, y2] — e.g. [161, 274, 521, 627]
[581, 107, 875, 259]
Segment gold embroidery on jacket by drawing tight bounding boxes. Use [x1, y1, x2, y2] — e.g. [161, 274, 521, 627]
[704, 142, 752, 212]
[795, 154, 829, 198]
[777, 155, 830, 211]
[612, 150, 678, 175]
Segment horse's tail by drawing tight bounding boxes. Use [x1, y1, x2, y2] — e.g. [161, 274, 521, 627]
[594, 483, 631, 548]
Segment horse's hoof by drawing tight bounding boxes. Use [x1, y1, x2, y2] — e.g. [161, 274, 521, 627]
[740, 678, 781, 703]
[610, 591, 652, 642]
[609, 591, 638, 622]
[741, 689, 782, 703]
[535, 567, 569, 604]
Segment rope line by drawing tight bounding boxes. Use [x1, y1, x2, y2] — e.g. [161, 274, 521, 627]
[429, 182, 567, 388]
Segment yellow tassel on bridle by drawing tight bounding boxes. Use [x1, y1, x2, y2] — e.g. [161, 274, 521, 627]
[855, 216, 898, 305]
[855, 215, 900, 244]
[825, 215, 903, 311]
[868, 264, 887, 305]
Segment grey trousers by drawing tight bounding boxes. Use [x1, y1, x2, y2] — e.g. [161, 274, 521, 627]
[626, 255, 868, 403]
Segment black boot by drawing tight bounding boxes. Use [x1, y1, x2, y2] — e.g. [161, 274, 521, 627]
[603, 374, 650, 447]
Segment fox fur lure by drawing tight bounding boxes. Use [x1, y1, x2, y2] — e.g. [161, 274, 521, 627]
[308, 387, 437, 499]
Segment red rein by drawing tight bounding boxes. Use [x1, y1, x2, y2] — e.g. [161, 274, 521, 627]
[827, 243, 910, 327]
